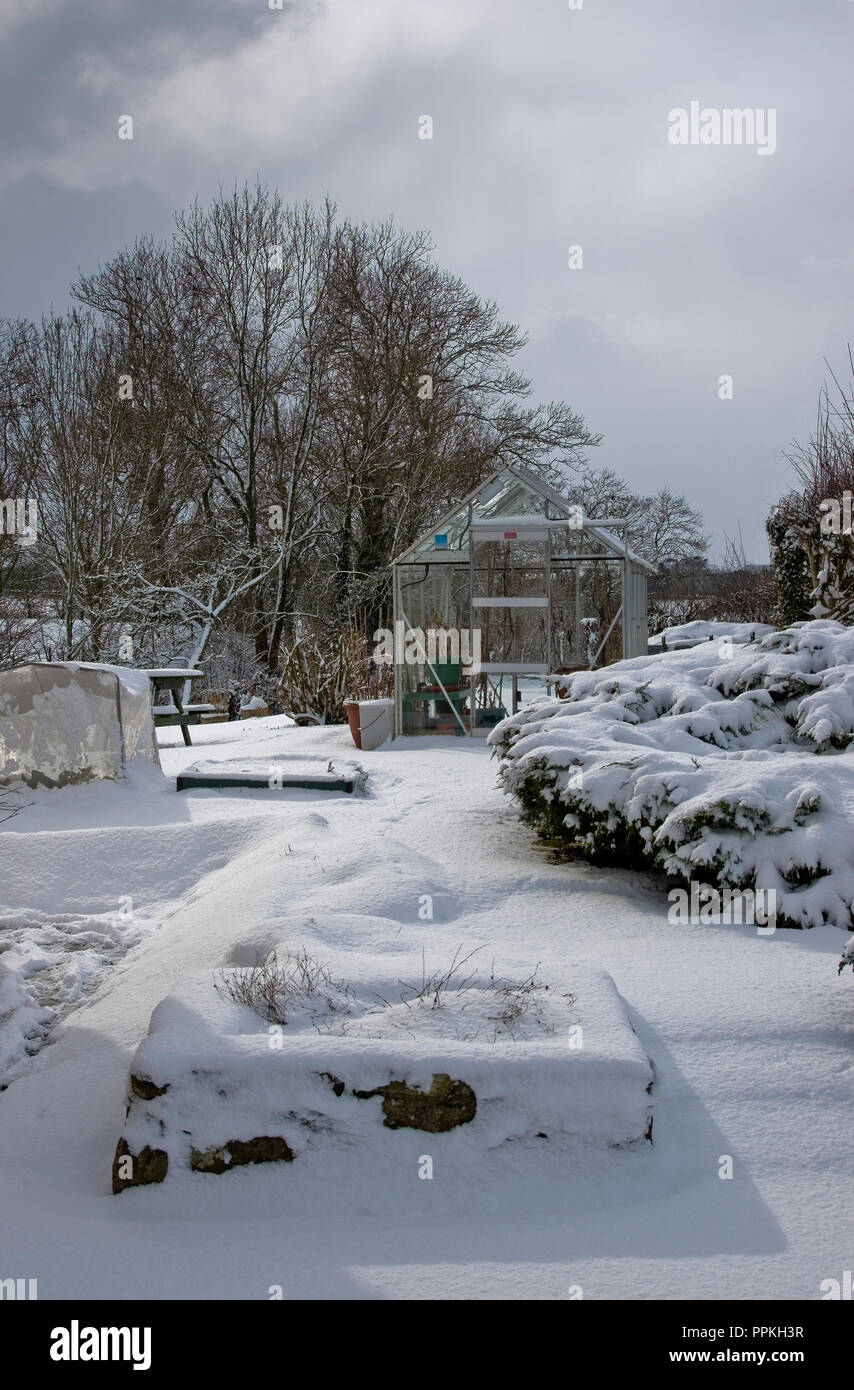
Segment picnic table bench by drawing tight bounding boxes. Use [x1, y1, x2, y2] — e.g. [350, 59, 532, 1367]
[144, 668, 216, 747]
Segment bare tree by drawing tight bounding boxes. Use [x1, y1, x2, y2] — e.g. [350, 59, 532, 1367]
[567, 462, 707, 567]
[0, 319, 40, 634]
[322, 217, 600, 630]
[55, 183, 602, 694]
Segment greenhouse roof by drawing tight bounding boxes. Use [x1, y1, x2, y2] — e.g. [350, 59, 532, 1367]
[392, 464, 656, 572]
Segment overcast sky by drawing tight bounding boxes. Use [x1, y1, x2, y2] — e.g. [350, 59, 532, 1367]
[1, 0, 851, 559]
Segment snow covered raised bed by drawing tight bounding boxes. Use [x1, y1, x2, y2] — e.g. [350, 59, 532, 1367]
[647, 620, 775, 653]
[174, 754, 367, 794]
[489, 620, 854, 931]
[112, 947, 653, 1192]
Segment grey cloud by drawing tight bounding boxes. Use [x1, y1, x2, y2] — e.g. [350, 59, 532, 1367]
[0, 172, 174, 319]
[0, 0, 281, 163]
[0, 0, 851, 557]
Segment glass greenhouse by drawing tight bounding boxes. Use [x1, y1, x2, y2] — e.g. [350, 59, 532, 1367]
[390, 464, 654, 737]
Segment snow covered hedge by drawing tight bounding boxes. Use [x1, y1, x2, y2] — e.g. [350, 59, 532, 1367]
[489, 621, 854, 934]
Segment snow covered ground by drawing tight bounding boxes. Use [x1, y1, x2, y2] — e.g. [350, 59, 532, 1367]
[1, 713, 852, 1299]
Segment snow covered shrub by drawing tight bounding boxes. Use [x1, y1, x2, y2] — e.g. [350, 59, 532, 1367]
[490, 620, 854, 930]
[767, 498, 813, 626]
[767, 355, 854, 626]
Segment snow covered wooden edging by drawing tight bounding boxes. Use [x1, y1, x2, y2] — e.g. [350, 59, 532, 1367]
[112, 959, 654, 1193]
[174, 755, 368, 795]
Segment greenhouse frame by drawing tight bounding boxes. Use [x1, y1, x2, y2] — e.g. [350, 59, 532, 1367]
[390, 464, 654, 738]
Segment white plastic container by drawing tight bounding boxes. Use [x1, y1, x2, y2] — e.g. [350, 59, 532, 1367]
[345, 697, 394, 750]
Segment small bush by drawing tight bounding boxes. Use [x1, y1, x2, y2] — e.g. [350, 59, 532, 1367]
[279, 626, 392, 724]
[216, 947, 354, 1026]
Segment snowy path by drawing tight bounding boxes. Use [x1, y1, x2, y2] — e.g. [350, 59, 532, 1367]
[1, 717, 852, 1299]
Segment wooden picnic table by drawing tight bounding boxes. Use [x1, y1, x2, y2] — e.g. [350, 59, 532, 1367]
[143, 668, 211, 747]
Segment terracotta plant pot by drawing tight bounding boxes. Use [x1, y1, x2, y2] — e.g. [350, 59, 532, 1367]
[344, 699, 362, 749]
